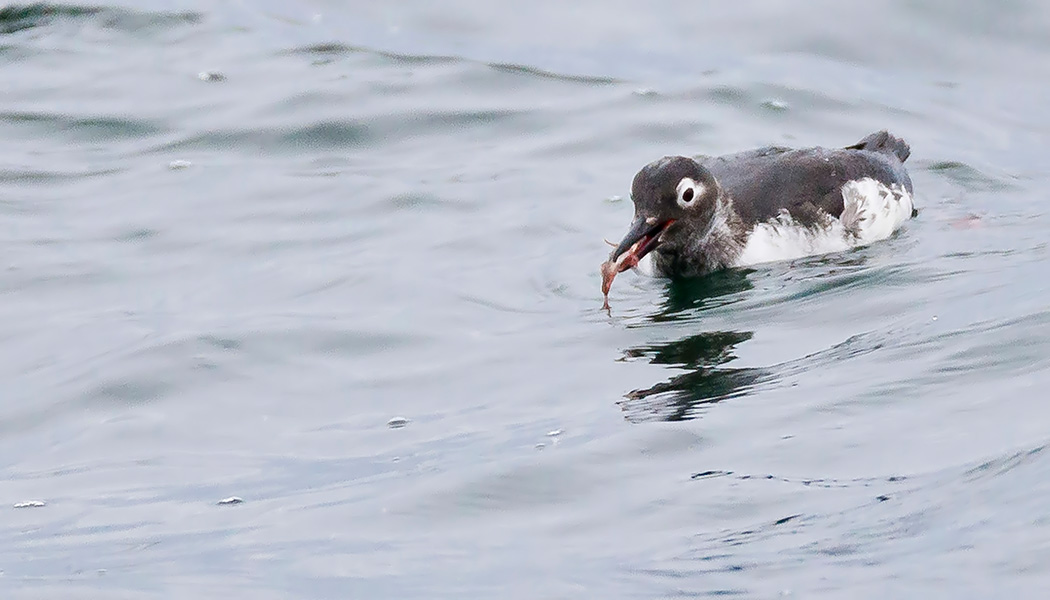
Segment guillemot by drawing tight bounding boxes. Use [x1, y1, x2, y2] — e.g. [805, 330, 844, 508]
[601, 130, 915, 306]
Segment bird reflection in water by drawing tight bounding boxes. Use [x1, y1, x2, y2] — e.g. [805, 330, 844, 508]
[618, 270, 771, 423]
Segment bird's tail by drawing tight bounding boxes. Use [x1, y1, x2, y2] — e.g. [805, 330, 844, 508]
[845, 130, 910, 163]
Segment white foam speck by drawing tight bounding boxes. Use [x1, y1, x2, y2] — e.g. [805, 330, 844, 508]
[13, 500, 46, 509]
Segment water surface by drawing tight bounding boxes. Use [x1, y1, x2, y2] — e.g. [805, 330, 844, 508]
[3, 1, 1050, 598]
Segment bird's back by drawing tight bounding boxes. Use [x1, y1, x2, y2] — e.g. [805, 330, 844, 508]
[699, 131, 913, 228]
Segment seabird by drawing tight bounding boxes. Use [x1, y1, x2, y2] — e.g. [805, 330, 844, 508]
[601, 130, 915, 307]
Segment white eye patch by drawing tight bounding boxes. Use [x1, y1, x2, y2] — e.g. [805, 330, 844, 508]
[676, 177, 704, 208]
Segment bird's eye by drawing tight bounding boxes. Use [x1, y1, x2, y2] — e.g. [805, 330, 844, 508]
[676, 177, 703, 208]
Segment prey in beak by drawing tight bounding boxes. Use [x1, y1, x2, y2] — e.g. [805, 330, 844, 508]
[600, 217, 675, 309]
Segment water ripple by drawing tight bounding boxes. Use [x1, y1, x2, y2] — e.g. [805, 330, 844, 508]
[151, 109, 527, 155]
[0, 111, 166, 141]
[282, 42, 458, 66]
[0, 4, 201, 36]
[0, 167, 121, 185]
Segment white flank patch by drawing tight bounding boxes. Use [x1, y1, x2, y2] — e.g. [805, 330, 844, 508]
[736, 177, 913, 267]
[736, 213, 851, 266]
[840, 177, 914, 245]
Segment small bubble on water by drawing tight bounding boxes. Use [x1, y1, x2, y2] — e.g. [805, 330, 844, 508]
[387, 416, 410, 429]
[546, 429, 562, 437]
[217, 496, 243, 506]
[535, 442, 546, 450]
[168, 159, 192, 170]
[13, 500, 46, 509]
[198, 70, 226, 82]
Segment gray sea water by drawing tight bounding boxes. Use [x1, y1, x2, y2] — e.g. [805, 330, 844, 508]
[3, 1, 1050, 598]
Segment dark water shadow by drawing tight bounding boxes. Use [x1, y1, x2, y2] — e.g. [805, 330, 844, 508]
[641, 269, 754, 323]
[619, 270, 770, 423]
[0, 4, 201, 36]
